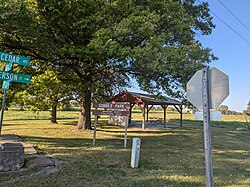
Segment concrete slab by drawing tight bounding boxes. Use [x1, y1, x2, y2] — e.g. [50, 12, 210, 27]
[0, 134, 37, 155]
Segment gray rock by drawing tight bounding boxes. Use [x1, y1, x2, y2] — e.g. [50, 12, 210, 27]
[28, 156, 54, 168]
[0, 143, 24, 172]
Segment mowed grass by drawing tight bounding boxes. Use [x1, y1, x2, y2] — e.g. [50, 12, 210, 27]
[0, 110, 249, 187]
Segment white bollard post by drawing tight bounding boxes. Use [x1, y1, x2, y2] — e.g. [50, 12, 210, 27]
[131, 138, 141, 168]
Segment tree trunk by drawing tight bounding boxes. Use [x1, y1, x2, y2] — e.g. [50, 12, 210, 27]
[84, 89, 92, 130]
[77, 98, 86, 130]
[77, 89, 92, 130]
[51, 104, 58, 124]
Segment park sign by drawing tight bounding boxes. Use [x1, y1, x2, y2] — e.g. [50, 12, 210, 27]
[92, 102, 130, 147]
[0, 51, 30, 66]
[93, 102, 130, 116]
[0, 70, 31, 84]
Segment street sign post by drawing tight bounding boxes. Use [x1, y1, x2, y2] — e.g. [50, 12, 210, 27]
[202, 68, 213, 187]
[0, 51, 31, 135]
[187, 67, 229, 187]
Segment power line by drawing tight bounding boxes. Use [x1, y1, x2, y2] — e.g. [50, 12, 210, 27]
[217, 0, 250, 32]
[197, 0, 250, 45]
[210, 10, 250, 45]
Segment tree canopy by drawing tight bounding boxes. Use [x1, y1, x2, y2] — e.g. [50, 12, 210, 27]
[0, 0, 217, 129]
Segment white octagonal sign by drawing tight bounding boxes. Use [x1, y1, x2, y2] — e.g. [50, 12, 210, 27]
[187, 67, 229, 110]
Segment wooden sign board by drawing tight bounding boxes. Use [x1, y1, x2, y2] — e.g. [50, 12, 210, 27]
[93, 110, 130, 116]
[92, 102, 130, 147]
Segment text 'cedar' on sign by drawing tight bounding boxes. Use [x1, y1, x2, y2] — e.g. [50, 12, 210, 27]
[0, 51, 30, 66]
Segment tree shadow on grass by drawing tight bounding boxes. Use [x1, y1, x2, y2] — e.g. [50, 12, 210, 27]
[2, 119, 249, 187]
[7, 134, 206, 187]
[125, 177, 204, 187]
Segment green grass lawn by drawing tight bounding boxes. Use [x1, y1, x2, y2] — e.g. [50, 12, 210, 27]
[0, 110, 249, 187]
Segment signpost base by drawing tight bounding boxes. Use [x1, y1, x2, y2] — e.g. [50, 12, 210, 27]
[0, 90, 7, 135]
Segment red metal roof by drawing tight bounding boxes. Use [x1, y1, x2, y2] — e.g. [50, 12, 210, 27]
[109, 92, 181, 105]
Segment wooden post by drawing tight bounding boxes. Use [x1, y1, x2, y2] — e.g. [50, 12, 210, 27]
[163, 106, 166, 128]
[202, 67, 214, 187]
[93, 115, 98, 146]
[146, 104, 149, 122]
[129, 103, 133, 124]
[174, 105, 182, 127]
[180, 105, 183, 127]
[124, 122, 128, 148]
[141, 103, 145, 130]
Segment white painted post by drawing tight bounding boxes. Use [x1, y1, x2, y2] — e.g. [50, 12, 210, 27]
[93, 115, 98, 146]
[131, 138, 141, 168]
[202, 67, 214, 187]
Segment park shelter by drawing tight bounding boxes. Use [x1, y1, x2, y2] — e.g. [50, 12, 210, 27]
[109, 92, 183, 129]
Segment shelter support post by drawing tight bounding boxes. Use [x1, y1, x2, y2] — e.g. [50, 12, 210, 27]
[129, 103, 135, 124]
[146, 105, 149, 122]
[180, 105, 183, 127]
[161, 105, 168, 128]
[174, 105, 183, 127]
[139, 103, 145, 130]
[163, 107, 166, 128]
[146, 105, 153, 122]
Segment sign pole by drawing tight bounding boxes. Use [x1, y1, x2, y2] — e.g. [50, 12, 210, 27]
[202, 67, 214, 187]
[0, 90, 7, 135]
[124, 122, 128, 148]
[93, 115, 97, 146]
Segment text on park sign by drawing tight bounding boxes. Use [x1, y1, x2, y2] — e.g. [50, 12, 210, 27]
[93, 110, 130, 116]
[94, 103, 130, 109]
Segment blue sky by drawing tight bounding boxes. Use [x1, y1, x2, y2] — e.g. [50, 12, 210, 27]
[130, 0, 250, 112]
[200, 0, 250, 112]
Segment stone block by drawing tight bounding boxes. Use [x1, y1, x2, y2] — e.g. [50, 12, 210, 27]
[0, 143, 24, 172]
[109, 116, 129, 127]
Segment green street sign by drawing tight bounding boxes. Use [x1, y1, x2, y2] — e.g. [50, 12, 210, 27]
[0, 51, 30, 66]
[0, 70, 31, 84]
[2, 80, 10, 90]
[5, 62, 13, 72]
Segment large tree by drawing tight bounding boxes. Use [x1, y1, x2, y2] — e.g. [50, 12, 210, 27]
[0, 0, 216, 129]
[22, 69, 74, 123]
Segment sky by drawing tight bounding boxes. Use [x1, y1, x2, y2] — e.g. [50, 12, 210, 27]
[130, 0, 250, 112]
[199, 0, 250, 112]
